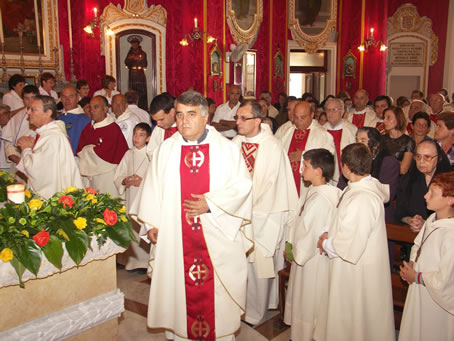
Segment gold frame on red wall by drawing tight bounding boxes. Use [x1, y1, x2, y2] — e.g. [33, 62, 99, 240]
[226, 0, 263, 47]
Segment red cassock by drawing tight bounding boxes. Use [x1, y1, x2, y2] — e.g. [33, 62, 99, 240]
[328, 129, 342, 171]
[288, 129, 310, 195]
[77, 122, 129, 164]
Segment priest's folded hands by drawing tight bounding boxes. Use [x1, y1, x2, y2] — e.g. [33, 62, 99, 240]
[17, 135, 36, 150]
[183, 193, 209, 217]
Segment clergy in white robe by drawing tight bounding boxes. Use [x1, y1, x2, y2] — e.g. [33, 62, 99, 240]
[114, 124, 151, 270]
[130, 91, 252, 341]
[284, 182, 340, 341]
[16, 95, 83, 199]
[232, 101, 298, 325]
[146, 92, 177, 158]
[280, 101, 335, 195]
[399, 174, 454, 341]
[317, 143, 395, 341]
[346, 89, 378, 129]
[77, 96, 129, 197]
[274, 99, 299, 141]
[323, 98, 357, 182]
[112, 94, 140, 148]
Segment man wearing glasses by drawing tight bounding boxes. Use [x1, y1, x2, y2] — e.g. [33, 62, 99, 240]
[232, 100, 298, 325]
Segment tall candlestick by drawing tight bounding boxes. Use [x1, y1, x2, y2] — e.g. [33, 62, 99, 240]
[0, 9, 4, 44]
[34, 0, 40, 47]
[194, 18, 198, 29]
[94, 8, 97, 19]
[67, 0, 72, 49]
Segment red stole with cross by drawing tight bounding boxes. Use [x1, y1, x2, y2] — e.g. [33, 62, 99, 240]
[180, 144, 215, 341]
[241, 142, 259, 174]
[288, 129, 310, 195]
[164, 126, 178, 140]
[328, 129, 342, 171]
[352, 113, 366, 128]
[429, 113, 438, 123]
[376, 121, 386, 135]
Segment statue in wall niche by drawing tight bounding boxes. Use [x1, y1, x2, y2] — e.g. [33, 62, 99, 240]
[124, 35, 148, 110]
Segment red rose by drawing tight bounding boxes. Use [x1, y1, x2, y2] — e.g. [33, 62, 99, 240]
[85, 187, 97, 195]
[103, 208, 118, 226]
[33, 229, 50, 247]
[58, 195, 75, 208]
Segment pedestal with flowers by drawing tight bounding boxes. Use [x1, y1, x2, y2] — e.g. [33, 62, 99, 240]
[0, 177, 136, 340]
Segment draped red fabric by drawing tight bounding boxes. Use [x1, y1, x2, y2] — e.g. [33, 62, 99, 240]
[253, 0, 270, 100]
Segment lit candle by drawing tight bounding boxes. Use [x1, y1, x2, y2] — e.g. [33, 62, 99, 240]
[94, 7, 97, 19]
[67, 0, 72, 49]
[0, 8, 4, 44]
[7, 184, 25, 204]
[194, 18, 198, 29]
[34, 0, 40, 47]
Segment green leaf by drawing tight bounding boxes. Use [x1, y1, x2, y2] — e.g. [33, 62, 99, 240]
[65, 230, 89, 265]
[105, 222, 133, 248]
[42, 235, 64, 269]
[13, 239, 42, 275]
[10, 257, 26, 288]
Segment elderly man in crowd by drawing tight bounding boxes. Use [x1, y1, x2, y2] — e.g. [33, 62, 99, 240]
[346, 89, 378, 128]
[212, 85, 241, 139]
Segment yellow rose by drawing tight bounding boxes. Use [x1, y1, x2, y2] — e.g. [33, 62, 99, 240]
[0, 248, 13, 262]
[65, 186, 78, 193]
[28, 199, 43, 210]
[85, 194, 97, 204]
[21, 230, 29, 238]
[56, 229, 69, 241]
[24, 189, 31, 199]
[73, 217, 87, 230]
[94, 218, 107, 225]
[119, 206, 126, 213]
[119, 215, 128, 222]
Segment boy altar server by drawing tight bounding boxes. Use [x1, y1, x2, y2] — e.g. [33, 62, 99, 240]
[114, 123, 152, 270]
[399, 172, 454, 341]
[130, 91, 252, 341]
[232, 100, 298, 325]
[317, 143, 395, 341]
[284, 148, 340, 341]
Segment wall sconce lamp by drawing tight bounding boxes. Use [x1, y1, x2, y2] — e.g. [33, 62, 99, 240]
[358, 28, 387, 52]
[180, 18, 216, 46]
[84, 8, 114, 38]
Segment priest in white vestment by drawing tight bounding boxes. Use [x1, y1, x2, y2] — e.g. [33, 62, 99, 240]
[274, 99, 299, 140]
[317, 143, 395, 341]
[130, 91, 252, 341]
[232, 100, 298, 325]
[399, 173, 454, 341]
[146, 92, 178, 158]
[346, 89, 378, 128]
[16, 95, 83, 199]
[322, 97, 357, 182]
[280, 101, 335, 195]
[284, 149, 340, 341]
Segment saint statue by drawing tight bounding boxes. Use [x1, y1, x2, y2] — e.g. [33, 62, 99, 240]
[125, 35, 148, 110]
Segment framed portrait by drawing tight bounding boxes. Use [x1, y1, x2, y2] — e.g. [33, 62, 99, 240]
[24, 75, 37, 85]
[288, 0, 337, 53]
[342, 49, 357, 79]
[0, 0, 44, 54]
[274, 48, 284, 78]
[226, 0, 263, 46]
[210, 45, 222, 77]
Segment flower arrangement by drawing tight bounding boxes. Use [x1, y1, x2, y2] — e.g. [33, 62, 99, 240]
[0, 170, 17, 202]
[0, 186, 136, 287]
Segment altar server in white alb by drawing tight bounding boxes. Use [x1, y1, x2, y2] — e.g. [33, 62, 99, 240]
[284, 148, 340, 341]
[317, 143, 395, 341]
[16, 95, 83, 199]
[114, 123, 151, 270]
[232, 100, 298, 325]
[399, 172, 454, 341]
[130, 91, 252, 341]
[146, 92, 177, 158]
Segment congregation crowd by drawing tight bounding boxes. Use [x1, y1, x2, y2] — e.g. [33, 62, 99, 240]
[1, 72, 453, 341]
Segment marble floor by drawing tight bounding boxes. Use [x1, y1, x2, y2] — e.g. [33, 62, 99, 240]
[117, 266, 291, 341]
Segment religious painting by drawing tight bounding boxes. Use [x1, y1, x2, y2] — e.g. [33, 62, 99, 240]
[24, 75, 36, 85]
[342, 48, 357, 79]
[226, 0, 263, 47]
[288, 0, 336, 53]
[210, 45, 222, 77]
[274, 48, 284, 78]
[116, 30, 156, 110]
[0, 0, 44, 54]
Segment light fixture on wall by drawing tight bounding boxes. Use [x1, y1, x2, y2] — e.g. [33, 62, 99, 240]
[179, 18, 215, 46]
[357, 28, 387, 52]
[84, 8, 114, 38]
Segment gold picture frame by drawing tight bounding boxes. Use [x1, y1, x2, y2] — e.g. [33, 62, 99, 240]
[210, 44, 222, 77]
[226, 0, 263, 47]
[288, 0, 337, 53]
